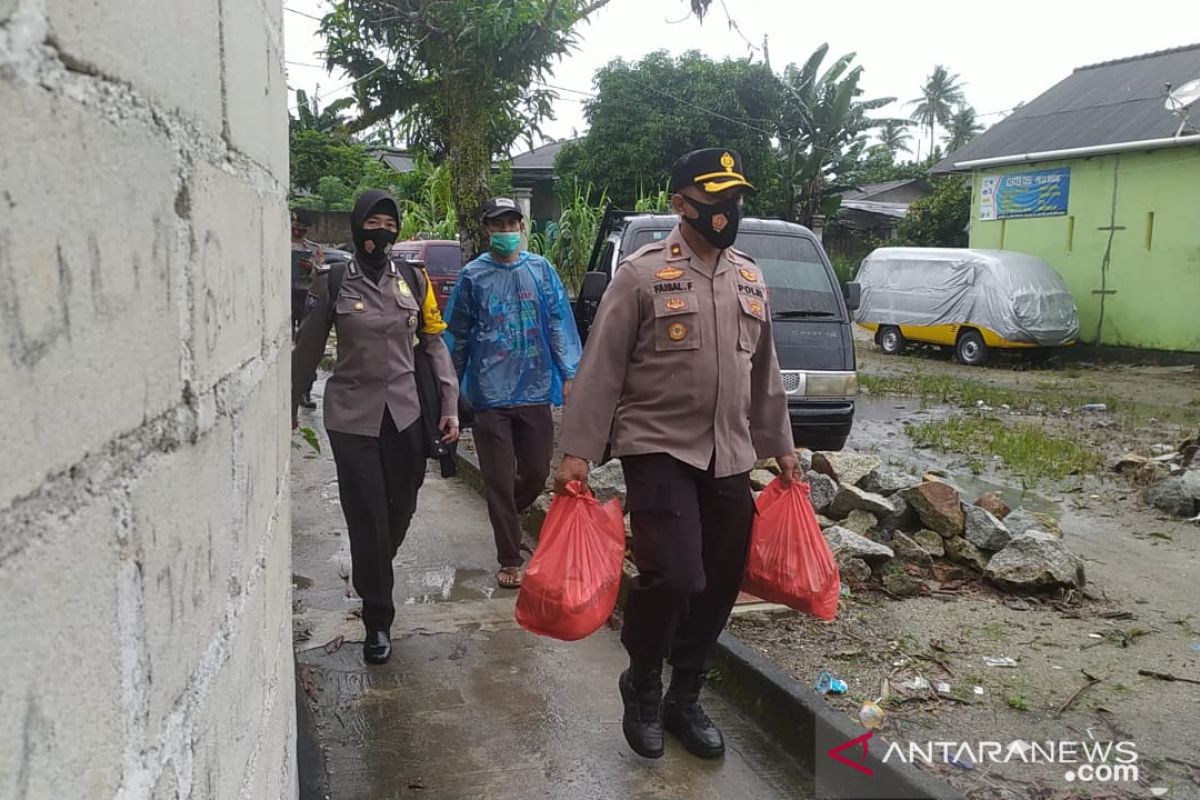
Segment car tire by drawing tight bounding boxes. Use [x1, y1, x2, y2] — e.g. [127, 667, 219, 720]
[879, 326, 906, 355]
[956, 330, 989, 366]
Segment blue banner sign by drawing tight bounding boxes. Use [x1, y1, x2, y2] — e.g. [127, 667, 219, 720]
[979, 167, 1070, 220]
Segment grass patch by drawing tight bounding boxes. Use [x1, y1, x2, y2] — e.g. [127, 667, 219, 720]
[861, 372, 1200, 426]
[906, 414, 1104, 483]
[1005, 693, 1031, 711]
[979, 621, 1008, 641]
[860, 373, 1120, 413]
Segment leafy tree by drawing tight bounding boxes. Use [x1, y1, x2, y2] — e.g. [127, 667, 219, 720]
[289, 129, 377, 194]
[909, 65, 966, 157]
[845, 148, 932, 187]
[943, 105, 985, 153]
[776, 44, 894, 226]
[876, 120, 912, 158]
[321, 0, 638, 255]
[895, 175, 970, 247]
[554, 51, 782, 213]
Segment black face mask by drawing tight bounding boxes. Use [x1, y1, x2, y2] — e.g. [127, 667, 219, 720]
[354, 227, 397, 266]
[683, 196, 742, 250]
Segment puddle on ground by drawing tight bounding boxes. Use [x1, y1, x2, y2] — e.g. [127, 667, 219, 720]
[292, 574, 313, 590]
[850, 395, 1063, 516]
[402, 567, 494, 605]
[853, 395, 946, 423]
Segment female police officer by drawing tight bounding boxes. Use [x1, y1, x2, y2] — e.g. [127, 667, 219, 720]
[292, 190, 459, 664]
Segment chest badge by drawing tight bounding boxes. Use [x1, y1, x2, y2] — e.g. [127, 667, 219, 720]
[665, 297, 687, 311]
[397, 279, 413, 297]
[739, 268, 759, 283]
[354, 301, 365, 311]
[656, 267, 685, 281]
[667, 322, 688, 341]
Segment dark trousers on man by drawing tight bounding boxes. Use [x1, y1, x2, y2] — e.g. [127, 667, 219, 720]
[620, 453, 755, 671]
[327, 409, 426, 633]
[473, 404, 555, 568]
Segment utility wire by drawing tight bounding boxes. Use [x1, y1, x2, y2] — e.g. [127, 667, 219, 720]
[287, 63, 387, 113]
[284, 6, 323, 22]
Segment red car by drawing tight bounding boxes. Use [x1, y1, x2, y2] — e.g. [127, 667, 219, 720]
[391, 240, 463, 312]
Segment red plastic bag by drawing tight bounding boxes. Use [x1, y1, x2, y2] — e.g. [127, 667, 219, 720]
[742, 479, 841, 620]
[515, 481, 626, 641]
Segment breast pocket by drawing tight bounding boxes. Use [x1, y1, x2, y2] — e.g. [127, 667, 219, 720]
[737, 292, 766, 353]
[654, 294, 702, 352]
[334, 291, 366, 317]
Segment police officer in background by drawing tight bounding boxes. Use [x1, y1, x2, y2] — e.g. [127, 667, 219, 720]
[291, 208, 323, 409]
[293, 190, 459, 665]
[554, 149, 801, 760]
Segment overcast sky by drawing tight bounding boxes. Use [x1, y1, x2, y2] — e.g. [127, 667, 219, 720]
[283, 0, 1199, 158]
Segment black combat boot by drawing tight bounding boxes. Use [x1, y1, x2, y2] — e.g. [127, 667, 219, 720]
[662, 668, 725, 759]
[363, 630, 391, 664]
[300, 392, 317, 409]
[619, 660, 664, 759]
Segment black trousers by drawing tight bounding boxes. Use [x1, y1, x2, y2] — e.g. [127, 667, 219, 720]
[473, 405, 554, 567]
[620, 453, 755, 671]
[328, 410, 426, 632]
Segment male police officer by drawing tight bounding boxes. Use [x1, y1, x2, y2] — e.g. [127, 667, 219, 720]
[554, 149, 801, 760]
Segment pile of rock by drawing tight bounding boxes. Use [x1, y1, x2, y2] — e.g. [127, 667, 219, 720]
[1115, 432, 1200, 519]
[804, 451, 1085, 594]
[520, 449, 1088, 593]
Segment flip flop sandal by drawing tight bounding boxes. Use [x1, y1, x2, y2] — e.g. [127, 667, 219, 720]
[497, 567, 523, 589]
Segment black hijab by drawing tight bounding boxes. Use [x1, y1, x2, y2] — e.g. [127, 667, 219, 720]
[351, 190, 400, 284]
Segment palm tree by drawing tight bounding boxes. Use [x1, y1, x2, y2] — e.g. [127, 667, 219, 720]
[909, 65, 966, 156]
[943, 106, 985, 153]
[877, 120, 912, 158]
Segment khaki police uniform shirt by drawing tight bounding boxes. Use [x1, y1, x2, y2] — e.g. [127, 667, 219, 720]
[559, 225, 794, 478]
[292, 256, 458, 437]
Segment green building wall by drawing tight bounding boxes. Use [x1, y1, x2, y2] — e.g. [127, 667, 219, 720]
[968, 147, 1200, 352]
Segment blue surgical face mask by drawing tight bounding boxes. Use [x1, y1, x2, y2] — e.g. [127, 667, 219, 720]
[490, 231, 522, 257]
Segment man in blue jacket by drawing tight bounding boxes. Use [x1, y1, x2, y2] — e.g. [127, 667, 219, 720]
[446, 198, 583, 589]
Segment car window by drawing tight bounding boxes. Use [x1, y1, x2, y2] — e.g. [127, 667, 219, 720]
[737, 233, 842, 317]
[424, 244, 461, 277]
[621, 228, 670, 260]
[393, 245, 421, 265]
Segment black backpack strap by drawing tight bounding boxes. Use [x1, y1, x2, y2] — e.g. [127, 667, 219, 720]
[393, 258, 430, 346]
[325, 261, 347, 326]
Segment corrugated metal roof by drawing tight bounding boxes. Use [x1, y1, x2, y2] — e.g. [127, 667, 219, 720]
[841, 179, 919, 200]
[508, 138, 578, 172]
[379, 152, 416, 173]
[934, 43, 1200, 172]
[839, 200, 909, 219]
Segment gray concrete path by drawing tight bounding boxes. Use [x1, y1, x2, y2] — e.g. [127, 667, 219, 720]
[292, 382, 813, 800]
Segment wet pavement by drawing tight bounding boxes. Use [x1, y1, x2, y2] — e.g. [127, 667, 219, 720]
[292, 380, 814, 800]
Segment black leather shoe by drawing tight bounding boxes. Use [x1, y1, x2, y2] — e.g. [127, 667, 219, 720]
[619, 668, 664, 759]
[300, 393, 317, 409]
[363, 630, 391, 664]
[663, 672, 725, 759]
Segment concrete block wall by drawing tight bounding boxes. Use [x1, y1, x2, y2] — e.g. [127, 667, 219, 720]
[0, 0, 294, 797]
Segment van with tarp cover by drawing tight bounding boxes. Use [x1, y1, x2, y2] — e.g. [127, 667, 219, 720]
[854, 247, 1079, 365]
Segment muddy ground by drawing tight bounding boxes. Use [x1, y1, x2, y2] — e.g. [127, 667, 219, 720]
[731, 334, 1200, 800]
